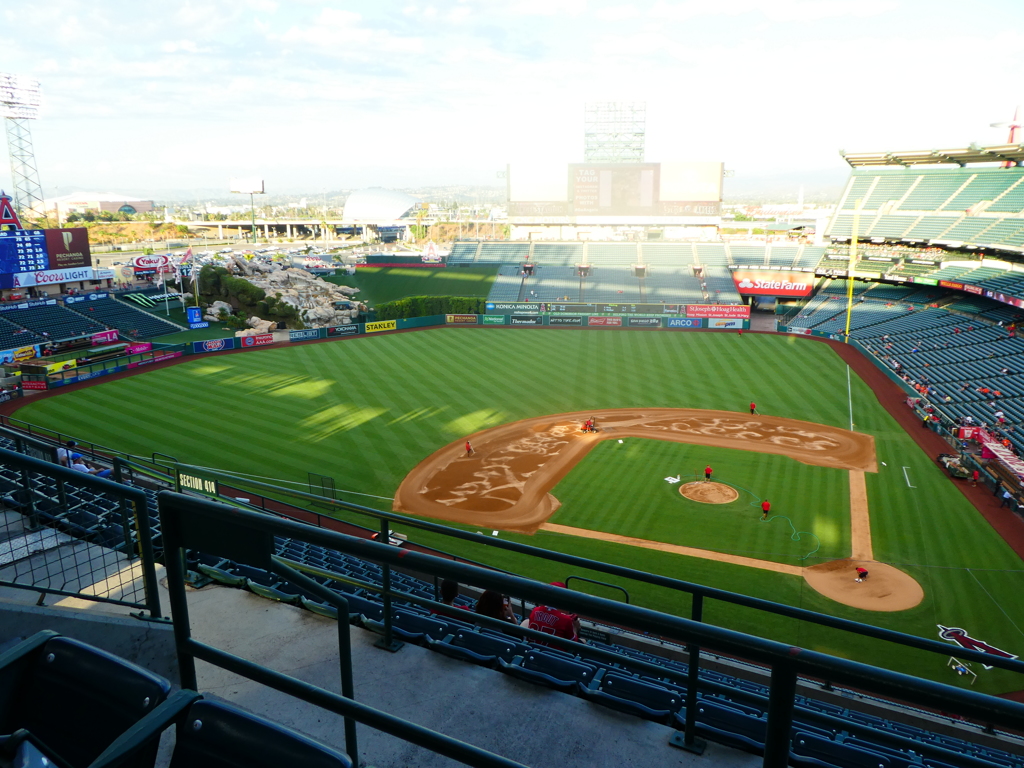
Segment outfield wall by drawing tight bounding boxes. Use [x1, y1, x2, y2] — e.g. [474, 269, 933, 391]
[18, 315, 751, 391]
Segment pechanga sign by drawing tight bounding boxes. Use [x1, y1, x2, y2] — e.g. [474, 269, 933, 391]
[445, 314, 478, 325]
[732, 271, 813, 298]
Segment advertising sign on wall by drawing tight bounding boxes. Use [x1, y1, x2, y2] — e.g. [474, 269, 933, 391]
[4, 267, 96, 289]
[667, 318, 703, 329]
[0, 344, 40, 364]
[133, 254, 170, 269]
[485, 302, 541, 314]
[22, 380, 48, 390]
[192, 338, 236, 354]
[708, 318, 745, 330]
[627, 317, 662, 327]
[65, 292, 110, 304]
[240, 334, 274, 347]
[289, 329, 322, 341]
[445, 314, 478, 324]
[732, 271, 814, 298]
[91, 330, 119, 345]
[365, 320, 397, 333]
[509, 315, 542, 325]
[482, 315, 507, 325]
[126, 342, 153, 354]
[548, 316, 583, 326]
[327, 325, 360, 337]
[685, 304, 750, 319]
[588, 316, 622, 326]
[44, 228, 92, 270]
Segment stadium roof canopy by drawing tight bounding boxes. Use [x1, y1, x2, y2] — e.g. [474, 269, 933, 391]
[840, 144, 1024, 168]
[343, 188, 419, 221]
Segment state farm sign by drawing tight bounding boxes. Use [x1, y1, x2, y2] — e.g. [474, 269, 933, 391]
[133, 254, 170, 268]
[732, 271, 814, 298]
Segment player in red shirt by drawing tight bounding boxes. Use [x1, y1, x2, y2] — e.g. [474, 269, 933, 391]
[750, 401, 757, 415]
[704, 465, 712, 481]
[855, 566, 869, 583]
[528, 582, 581, 643]
[465, 441, 473, 456]
[761, 499, 771, 520]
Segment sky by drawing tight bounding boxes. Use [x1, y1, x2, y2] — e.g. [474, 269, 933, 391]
[2, 0, 1023, 198]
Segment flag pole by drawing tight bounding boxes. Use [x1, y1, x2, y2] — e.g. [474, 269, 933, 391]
[844, 199, 863, 343]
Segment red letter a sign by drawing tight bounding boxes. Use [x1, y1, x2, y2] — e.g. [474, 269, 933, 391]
[0, 193, 23, 229]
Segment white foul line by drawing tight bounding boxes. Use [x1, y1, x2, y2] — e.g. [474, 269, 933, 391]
[902, 466, 916, 488]
[847, 365, 854, 431]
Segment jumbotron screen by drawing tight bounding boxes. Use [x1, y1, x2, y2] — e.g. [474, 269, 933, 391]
[508, 161, 723, 223]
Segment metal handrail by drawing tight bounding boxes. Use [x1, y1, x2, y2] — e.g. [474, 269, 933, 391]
[172, 462, 1024, 678]
[158, 492, 1024, 768]
[0, 446, 162, 618]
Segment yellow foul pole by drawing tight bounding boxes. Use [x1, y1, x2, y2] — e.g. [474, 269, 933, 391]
[844, 199, 863, 342]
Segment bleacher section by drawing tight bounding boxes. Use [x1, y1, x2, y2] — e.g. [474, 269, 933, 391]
[587, 243, 637, 265]
[583, 267, 640, 303]
[66, 298, 181, 340]
[0, 314, 45, 349]
[0, 303, 107, 341]
[828, 167, 1024, 253]
[474, 242, 530, 264]
[488, 265, 524, 302]
[645, 268, 703, 304]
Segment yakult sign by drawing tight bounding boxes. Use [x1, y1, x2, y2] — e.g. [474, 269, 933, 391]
[133, 254, 170, 269]
[732, 271, 814, 298]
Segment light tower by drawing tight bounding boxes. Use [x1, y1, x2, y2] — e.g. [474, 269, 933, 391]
[0, 73, 45, 219]
[584, 102, 646, 163]
[990, 106, 1023, 167]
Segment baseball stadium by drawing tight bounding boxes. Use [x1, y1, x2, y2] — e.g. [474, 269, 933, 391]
[3, 147, 1024, 767]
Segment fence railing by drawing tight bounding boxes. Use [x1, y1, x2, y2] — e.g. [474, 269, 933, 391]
[159, 491, 1024, 768]
[170, 463, 1024, 684]
[0, 446, 162, 618]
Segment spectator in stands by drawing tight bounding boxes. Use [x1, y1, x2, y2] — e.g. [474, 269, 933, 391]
[56, 440, 77, 467]
[528, 582, 581, 643]
[474, 590, 516, 624]
[69, 453, 112, 478]
[432, 579, 470, 618]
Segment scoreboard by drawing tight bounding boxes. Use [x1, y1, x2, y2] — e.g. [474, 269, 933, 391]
[0, 230, 48, 274]
[0, 228, 91, 275]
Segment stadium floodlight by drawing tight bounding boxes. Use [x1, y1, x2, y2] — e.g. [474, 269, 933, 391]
[230, 178, 266, 244]
[0, 73, 41, 120]
[2, 73, 46, 222]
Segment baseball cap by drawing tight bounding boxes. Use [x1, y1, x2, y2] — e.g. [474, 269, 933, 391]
[550, 581, 567, 588]
[71, 453, 82, 460]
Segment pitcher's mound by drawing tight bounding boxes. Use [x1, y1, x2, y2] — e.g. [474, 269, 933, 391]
[680, 481, 739, 504]
[804, 559, 924, 611]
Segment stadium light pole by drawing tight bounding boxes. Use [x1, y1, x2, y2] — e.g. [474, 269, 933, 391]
[844, 199, 863, 342]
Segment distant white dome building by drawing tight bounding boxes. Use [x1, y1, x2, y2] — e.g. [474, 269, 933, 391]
[343, 188, 419, 221]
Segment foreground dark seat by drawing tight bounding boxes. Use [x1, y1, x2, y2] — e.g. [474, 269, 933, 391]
[0, 630, 171, 768]
[90, 698, 352, 768]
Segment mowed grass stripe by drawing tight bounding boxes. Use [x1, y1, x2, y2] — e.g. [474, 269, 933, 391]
[14, 328, 1024, 692]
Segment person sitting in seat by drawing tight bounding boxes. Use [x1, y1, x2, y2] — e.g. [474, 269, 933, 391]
[474, 590, 516, 624]
[69, 453, 112, 479]
[528, 582, 582, 643]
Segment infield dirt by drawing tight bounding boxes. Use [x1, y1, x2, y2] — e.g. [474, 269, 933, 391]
[394, 408, 920, 611]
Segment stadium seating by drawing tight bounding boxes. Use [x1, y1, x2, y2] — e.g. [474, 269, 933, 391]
[66, 298, 181, 339]
[0, 303, 107, 341]
[447, 241, 480, 264]
[587, 243, 637, 265]
[0, 314, 45, 349]
[475, 242, 530, 264]
[0, 631, 172, 768]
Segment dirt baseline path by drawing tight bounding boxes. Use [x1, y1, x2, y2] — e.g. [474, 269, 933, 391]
[395, 408, 920, 611]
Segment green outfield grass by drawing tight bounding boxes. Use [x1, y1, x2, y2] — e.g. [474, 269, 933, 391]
[549, 440, 851, 564]
[12, 328, 1024, 692]
[326, 265, 499, 306]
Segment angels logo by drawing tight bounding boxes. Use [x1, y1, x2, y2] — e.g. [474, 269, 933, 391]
[937, 625, 1017, 669]
[203, 339, 226, 352]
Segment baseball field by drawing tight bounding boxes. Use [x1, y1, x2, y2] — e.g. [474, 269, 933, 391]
[11, 328, 1024, 693]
